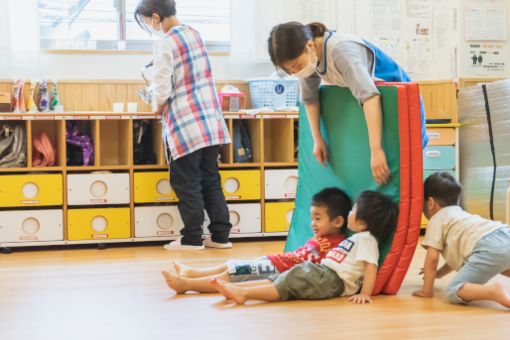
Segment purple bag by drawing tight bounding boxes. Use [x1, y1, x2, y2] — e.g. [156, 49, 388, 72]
[66, 121, 94, 166]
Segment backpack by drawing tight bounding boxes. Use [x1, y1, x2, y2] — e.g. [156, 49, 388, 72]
[33, 132, 56, 167]
[0, 124, 27, 167]
[233, 120, 253, 163]
[133, 120, 156, 165]
[66, 121, 94, 166]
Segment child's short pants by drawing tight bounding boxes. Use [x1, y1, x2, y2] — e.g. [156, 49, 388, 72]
[447, 227, 510, 304]
[269, 262, 345, 301]
[226, 257, 279, 282]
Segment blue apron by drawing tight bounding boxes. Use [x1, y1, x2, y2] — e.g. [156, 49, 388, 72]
[363, 40, 429, 147]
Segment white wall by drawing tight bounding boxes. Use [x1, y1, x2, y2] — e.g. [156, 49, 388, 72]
[1, 0, 508, 81]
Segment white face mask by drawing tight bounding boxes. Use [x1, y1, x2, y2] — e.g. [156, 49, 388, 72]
[292, 48, 318, 78]
[149, 18, 166, 39]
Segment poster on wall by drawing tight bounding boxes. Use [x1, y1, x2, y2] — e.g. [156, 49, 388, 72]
[371, 0, 402, 61]
[403, 18, 433, 79]
[405, 0, 432, 18]
[465, 8, 508, 41]
[465, 43, 506, 75]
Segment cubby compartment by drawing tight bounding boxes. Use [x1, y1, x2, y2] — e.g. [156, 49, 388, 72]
[219, 119, 233, 165]
[135, 206, 182, 238]
[133, 120, 164, 166]
[220, 170, 261, 200]
[264, 169, 298, 199]
[265, 202, 295, 233]
[263, 119, 294, 164]
[232, 118, 262, 164]
[0, 121, 28, 168]
[0, 209, 64, 243]
[293, 119, 299, 162]
[229, 203, 261, 234]
[67, 172, 130, 205]
[67, 207, 131, 240]
[99, 120, 130, 166]
[66, 120, 97, 167]
[30, 120, 65, 167]
[134, 171, 178, 203]
[225, 203, 261, 234]
[0, 174, 63, 207]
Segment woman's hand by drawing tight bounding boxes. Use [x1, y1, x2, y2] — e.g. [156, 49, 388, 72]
[154, 104, 166, 115]
[313, 137, 329, 166]
[371, 147, 390, 185]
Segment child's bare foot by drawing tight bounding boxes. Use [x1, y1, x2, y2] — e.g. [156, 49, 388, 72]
[490, 283, 510, 308]
[174, 261, 196, 277]
[210, 278, 247, 304]
[161, 271, 189, 294]
[171, 261, 184, 275]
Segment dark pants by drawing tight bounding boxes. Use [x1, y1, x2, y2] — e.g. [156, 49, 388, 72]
[169, 145, 231, 246]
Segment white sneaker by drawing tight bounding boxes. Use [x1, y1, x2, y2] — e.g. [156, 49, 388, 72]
[163, 238, 205, 251]
[203, 236, 232, 249]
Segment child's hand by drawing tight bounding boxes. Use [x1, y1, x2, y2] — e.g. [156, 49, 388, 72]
[412, 289, 433, 298]
[349, 293, 372, 304]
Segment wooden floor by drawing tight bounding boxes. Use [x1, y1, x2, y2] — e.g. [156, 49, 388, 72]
[0, 239, 509, 340]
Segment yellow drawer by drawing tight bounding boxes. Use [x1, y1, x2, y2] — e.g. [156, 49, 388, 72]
[68, 208, 131, 240]
[220, 170, 261, 200]
[426, 128, 455, 146]
[0, 174, 63, 207]
[421, 213, 428, 229]
[134, 172, 178, 203]
[265, 202, 295, 233]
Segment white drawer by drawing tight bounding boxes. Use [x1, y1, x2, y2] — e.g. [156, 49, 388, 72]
[0, 209, 63, 243]
[67, 173, 130, 205]
[264, 169, 298, 199]
[225, 203, 261, 234]
[135, 206, 183, 238]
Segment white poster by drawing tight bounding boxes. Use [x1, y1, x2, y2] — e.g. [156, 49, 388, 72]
[466, 42, 507, 74]
[465, 8, 508, 41]
[371, 0, 402, 61]
[405, 0, 432, 18]
[403, 19, 433, 78]
[300, 0, 337, 28]
[372, 0, 401, 35]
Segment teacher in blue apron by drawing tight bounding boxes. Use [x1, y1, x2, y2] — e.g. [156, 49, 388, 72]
[268, 22, 428, 185]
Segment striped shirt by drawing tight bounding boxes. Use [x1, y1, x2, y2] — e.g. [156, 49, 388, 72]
[152, 25, 230, 160]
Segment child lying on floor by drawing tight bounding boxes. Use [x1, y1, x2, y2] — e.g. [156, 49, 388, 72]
[210, 190, 398, 305]
[161, 187, 351, 294]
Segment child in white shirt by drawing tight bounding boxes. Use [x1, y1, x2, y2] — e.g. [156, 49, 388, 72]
[413, 172, 510, 308]
[211, 190, 398, 304]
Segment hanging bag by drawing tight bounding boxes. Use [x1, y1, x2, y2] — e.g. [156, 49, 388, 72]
[33, 132, 56, 167]
[133, 120, 156, 165]
[0, 125, 27, 167]
[233, 120, 253, 163]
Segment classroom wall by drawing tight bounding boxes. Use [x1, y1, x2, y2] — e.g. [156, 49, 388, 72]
[0, 0, 508, 81]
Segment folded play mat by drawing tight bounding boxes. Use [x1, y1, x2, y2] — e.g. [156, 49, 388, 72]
[286, 83, 423, 295]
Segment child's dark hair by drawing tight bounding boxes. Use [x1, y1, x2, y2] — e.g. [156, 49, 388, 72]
[134, 0, 177, 31]
[355, 191, 398, 244]
[268, 22, 328, 70]
[311, 187, 352, 230]
[424, 172, 461, 207]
